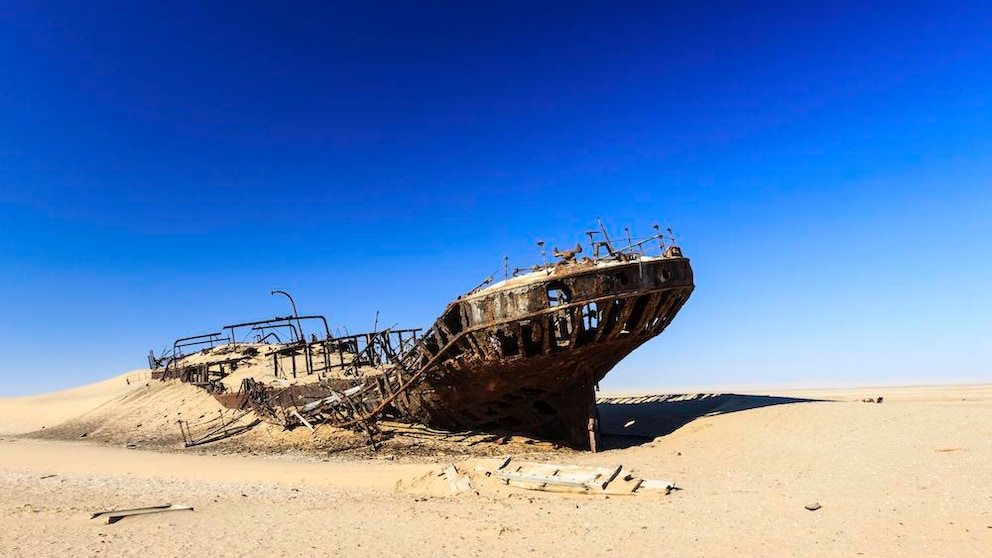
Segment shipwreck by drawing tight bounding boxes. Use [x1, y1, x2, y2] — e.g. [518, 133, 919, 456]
[150, 223, 694, 451]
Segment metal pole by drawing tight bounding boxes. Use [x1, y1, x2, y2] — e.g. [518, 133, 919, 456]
[271, 290, 305, 341]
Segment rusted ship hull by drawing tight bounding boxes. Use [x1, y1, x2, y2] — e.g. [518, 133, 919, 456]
[150, 226, 694, 452]
[402, 255, 694, 447]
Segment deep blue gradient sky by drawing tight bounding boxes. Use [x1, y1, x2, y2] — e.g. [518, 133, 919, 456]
[1, 2, 990, 395]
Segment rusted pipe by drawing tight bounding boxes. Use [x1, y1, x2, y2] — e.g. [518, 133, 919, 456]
[271, 290, 305, 341]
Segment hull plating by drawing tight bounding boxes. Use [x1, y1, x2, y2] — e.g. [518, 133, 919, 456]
[403, 256, 694, 446]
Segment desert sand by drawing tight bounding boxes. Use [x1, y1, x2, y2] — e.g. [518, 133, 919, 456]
[0, 370, 152, 436]
[1, 373, 990, 557]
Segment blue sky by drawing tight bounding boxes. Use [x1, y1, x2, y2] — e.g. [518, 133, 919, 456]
[1, 1, 990, 395]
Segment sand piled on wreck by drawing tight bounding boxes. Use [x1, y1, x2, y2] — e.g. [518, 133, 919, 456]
[18, 374, 563, 460]
[31, 379, 231, 448]
[23, 379, 381, 456]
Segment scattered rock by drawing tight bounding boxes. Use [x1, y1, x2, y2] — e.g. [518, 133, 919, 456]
[805, 502, 822, 511]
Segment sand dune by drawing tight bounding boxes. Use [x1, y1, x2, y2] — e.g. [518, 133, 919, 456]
[2, 375, 990, 556]
[0, 370, 151, 435]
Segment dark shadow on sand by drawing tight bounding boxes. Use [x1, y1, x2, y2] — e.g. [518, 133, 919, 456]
[597, 393, 823, 450]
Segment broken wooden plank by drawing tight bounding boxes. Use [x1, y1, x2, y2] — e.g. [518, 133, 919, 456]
[600, 472, 644, 495]
[442, 465, 474, 494]
[289, 408, 315, 433]
[91, 504, 169, 520]
[475, 459, 675, 496]
[599, 465, 623, 489]
[636, 479, 675, 493]
[494, 471, 591, 489]
[91, 504, 194, 524]
[474, 456, 512, 475]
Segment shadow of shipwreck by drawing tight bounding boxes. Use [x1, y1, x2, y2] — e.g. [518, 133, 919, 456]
[597, 393, 822, 450]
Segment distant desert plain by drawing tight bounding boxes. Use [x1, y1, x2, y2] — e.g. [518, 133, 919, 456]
[1, 371, 989, 557]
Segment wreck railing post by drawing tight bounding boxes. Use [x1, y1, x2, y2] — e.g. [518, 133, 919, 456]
[271, 290, 305, 342]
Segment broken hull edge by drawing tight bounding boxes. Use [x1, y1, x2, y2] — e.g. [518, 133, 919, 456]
[407, 257, 694, 447]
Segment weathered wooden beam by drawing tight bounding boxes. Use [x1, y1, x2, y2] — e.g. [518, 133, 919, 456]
[91, 504, 194, 524]
[443, 465, 474, 494]
[290, 408, 315, 433]
[494, 471, 590, 489]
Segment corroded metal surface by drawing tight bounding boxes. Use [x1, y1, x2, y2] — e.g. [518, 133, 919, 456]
[150, 225, 694, 451]
[399, 254, 694, 446]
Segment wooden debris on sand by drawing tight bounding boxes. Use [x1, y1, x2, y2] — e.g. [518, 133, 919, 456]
[91, 503, 194, 524]
[473, 457, 675, 495]
[442, 465, 475, 494]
